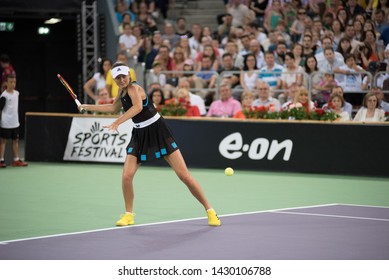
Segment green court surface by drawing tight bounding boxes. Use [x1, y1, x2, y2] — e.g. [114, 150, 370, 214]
[1, 162, 388, 242]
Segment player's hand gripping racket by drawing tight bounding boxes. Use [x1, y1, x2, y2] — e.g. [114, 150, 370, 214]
[57, 74, 86, 113]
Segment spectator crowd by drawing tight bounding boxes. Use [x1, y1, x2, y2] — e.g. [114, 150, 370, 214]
[87, 0, 389, 122]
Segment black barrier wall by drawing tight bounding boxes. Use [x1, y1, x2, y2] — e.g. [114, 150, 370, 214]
[25, 113, 389, 177]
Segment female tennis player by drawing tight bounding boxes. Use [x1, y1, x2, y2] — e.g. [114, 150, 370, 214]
[79, 62, 221, 226]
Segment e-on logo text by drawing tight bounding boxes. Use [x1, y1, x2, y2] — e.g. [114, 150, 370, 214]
[219, 132, 293, 161]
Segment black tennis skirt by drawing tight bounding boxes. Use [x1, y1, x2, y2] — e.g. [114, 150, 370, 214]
[126, 117, 179, 163]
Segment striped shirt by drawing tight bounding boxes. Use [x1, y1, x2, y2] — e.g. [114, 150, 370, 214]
[258, 64, 284, 88]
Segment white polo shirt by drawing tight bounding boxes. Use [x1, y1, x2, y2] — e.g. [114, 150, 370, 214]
[0, 89, 20, 128]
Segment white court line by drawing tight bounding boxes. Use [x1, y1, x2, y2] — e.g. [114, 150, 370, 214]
[336, 203, 389, 209]
[0, 203, 338, 244]
[274, 211, 389, 222]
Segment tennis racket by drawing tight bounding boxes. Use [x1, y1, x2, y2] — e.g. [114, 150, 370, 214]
[57, 74, 86, 113]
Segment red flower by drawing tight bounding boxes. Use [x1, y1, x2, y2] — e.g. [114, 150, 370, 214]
[328, 101, 336, 109]
[315, 108, 325, 116]
[254, 105, 267, 112]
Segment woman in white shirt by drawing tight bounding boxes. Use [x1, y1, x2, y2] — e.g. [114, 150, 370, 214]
[83, 58, 112, 102]
[328, 93, 350, 121]
[353, 92, 386, 122]
[280, 52, 303, 89]
[240, 53, 258, 92]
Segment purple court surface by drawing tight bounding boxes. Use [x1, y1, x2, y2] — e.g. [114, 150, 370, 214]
[0, 204, 388, 260]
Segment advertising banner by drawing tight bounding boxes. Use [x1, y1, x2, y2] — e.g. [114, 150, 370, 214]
[25, 113, 389, 177]
[63, 117, 132, 163]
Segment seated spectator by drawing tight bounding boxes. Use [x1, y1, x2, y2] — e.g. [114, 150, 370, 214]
[227, 0, 254, 27]
[273, 40, 288, 67]
[289, 8, 307, 43]
[189, 23, 202, 52]
[207, 83, 242, 117]
[154, 45, 174, 71]
[224, 41, 244, 69]
[264, 0, 284, 33]
[302, 34, 315, 58]
[319, 47, 345, 81]
[353, 92, 386, 122]
[170, 46, 186, 77]
[196, 44, 220, 72]
[314, 72, 338, 106]
[194, 55, 218, 97]
[143, 14, 158, 35]
[303, 54, 321, 99]
[94, 88, 114, 115]
[354, 42, 378, 70]
[292, 43, 305, 67]
[238, 33, 251, 56]
[118, 12, 136, 34]
[327, 93, 351, 121]
[149, 88, 165, 109]
[119, 23, 138, 55]
[212, 38, 225, 60]
[240, 53, 259, 93]
[336, 37, 353, 59]
[134, 1, 153, 26]
[175, 17, 192, 38]
[253, 81, 281, 111]
[218, 53, 241, 99]
[233, 91, 255, 119]
[280, 52, 304, 89]
[281, 83, 298, 110]
[249, 39, 266, 69]
[115, 0, 130, 24]
[96, 88, 114, 105]
[217, 13, 233, 42]
[259, 51, 283, 93]
[177, 35, 198, 61]
[322, 86, 353, 117]
[315, 36, 344, 66]
[249, 0, 269, 29]
[147, 60, 167, 92]
[275, 20, 292, 47]
[162, 22, 181, 49]
[371, 86, 389, 112]
[331, 19, 344, 46]
[334, 53, 368, 92]
[177, 78, 206, 116]
[363, 29, 385, 62]
[181, 59, 196, 88]
[203, 26, 214, 40]
[174, 88, 201, 117]
[290, 87, 315, 114]
[147, 82, 162, 94]
[137, 35, 158, 70]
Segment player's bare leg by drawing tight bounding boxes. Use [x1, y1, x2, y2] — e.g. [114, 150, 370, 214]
[165, 150, 221, 226]
[116, 154, 139, 226]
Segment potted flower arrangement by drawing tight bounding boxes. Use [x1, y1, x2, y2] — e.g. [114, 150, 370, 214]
[159, 98, 188, 116]
[243, 102, 339, 121]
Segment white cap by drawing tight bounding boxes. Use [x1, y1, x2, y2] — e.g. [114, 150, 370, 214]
[111, 65, 130, 79]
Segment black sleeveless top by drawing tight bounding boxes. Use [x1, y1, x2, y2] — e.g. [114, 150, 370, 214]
[120, 84, 158, 123]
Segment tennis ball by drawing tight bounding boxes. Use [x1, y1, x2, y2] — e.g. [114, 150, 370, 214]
[225, 167, 234, 176]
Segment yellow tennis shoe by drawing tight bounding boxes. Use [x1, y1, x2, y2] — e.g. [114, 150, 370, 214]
[116, 213, 135, 226]
[207, 208, 221, 226]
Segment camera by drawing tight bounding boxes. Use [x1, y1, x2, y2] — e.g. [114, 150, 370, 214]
[358, 45, 365, 52]
[368, 62, 387, 74]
